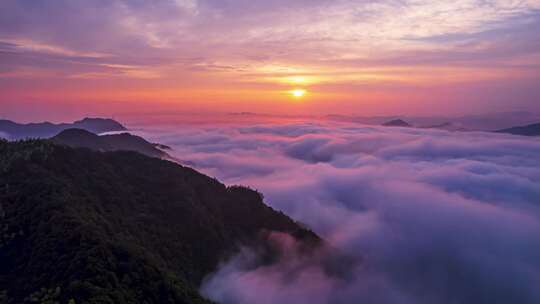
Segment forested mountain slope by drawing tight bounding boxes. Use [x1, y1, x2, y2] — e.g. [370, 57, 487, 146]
[0, 140, 319, 304]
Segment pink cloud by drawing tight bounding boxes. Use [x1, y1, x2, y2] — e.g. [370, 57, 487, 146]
[131, 118, 540, 304]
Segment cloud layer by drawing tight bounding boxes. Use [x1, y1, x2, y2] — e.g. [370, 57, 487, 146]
[133, 117, 540, 304]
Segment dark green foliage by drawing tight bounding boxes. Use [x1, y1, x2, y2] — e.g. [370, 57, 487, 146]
[0, 140, 319, 303]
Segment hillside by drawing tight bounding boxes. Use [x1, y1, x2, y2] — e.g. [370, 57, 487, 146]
[51, 129, 169, 159]
[0, 118, 127, 140]
[0, 140, 320, 304]
[495, 122, 540, 136]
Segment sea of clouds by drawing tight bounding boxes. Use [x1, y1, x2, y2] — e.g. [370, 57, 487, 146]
[132, 117, 540, 304]
[0, 131, 10, 140]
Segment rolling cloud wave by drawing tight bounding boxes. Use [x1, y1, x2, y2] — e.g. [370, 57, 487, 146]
[136, 120, 540, 304]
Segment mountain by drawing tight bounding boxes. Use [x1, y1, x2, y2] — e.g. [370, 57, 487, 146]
[420, 122, 469, 132]
[0, 118, 127, 140]
[326, 111, 540, 131]
[0, 139, 320, 304]
[382, 119, 412, 127]
[495, 122, 540, 136]
[70, 118, 127, 134]
[52, 129, 169, 159]
[452, 111, 540, 131]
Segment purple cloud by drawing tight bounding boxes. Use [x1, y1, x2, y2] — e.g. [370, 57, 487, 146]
[130, 118, 540, 304]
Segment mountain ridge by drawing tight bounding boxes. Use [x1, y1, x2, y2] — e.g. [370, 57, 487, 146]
[0, 118, 127, 140]
[51, 128, 170, 159]
[382, 119, 412, 127]
[495, 122, 540, 136]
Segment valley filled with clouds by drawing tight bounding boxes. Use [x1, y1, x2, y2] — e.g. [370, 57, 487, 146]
[132, 117, 540, 304]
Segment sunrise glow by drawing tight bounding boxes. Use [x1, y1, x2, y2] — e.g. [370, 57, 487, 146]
[290, 89, 307, 98]
[0, 0, 538, 118]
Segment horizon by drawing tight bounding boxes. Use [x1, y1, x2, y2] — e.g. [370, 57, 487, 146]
[2, 109, 540, 126]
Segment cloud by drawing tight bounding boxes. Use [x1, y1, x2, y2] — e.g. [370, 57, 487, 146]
[2, 0, 540, 117]
[2, 0, 540, 82]
[134, 118, 540, 304]
[0, 131, 9, 140]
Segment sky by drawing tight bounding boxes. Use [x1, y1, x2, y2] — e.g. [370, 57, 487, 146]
[128, 118, 540, 304]
[1, 0, 540, 120]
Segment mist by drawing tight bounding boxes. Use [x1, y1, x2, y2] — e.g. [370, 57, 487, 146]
[134, 119, 540, 304]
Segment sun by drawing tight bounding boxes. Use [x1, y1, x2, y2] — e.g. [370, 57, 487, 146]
[290, 89, 306, 98]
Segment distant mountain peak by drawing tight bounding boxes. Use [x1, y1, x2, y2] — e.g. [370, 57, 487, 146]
[72, 117, 127, 133]
[495, 122, 540, 136]
[382, 119, 412, 127]
[420, 122, 470, 132]
[0, 117, 127, 140]
[74, 117, 122, 124]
